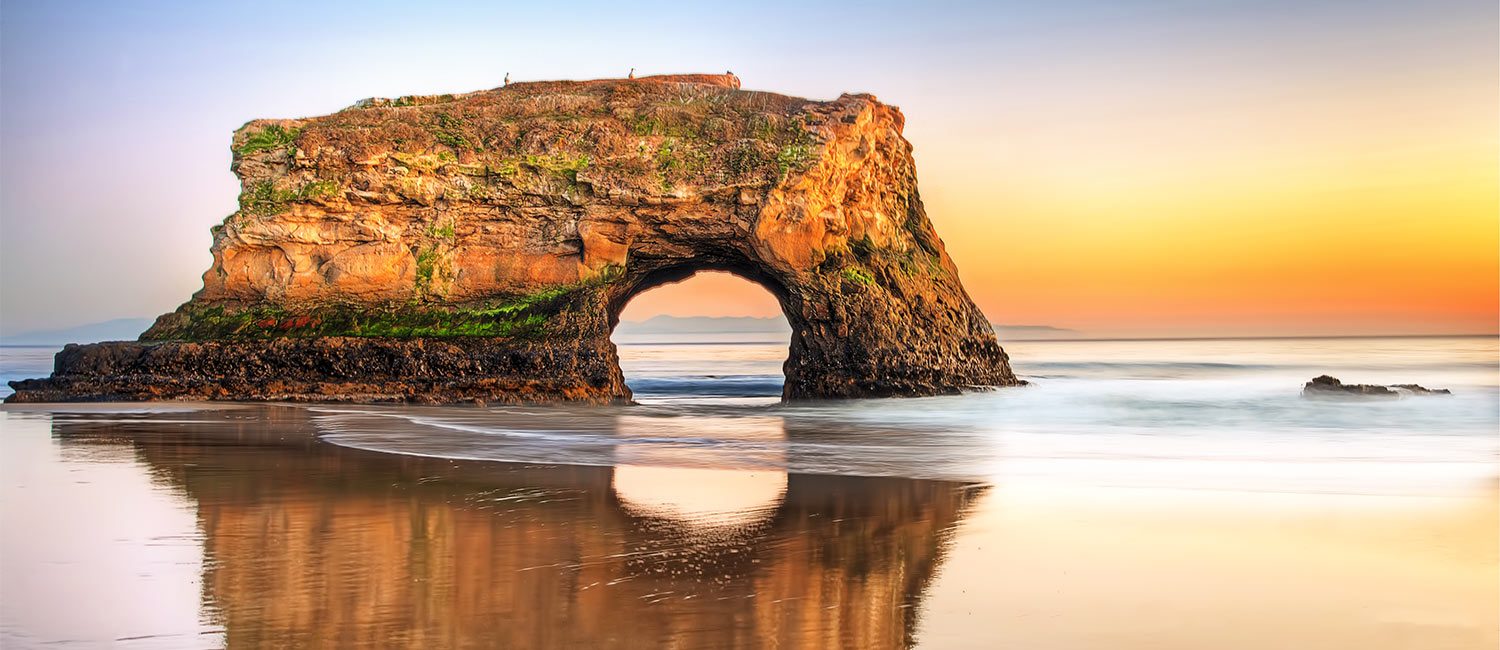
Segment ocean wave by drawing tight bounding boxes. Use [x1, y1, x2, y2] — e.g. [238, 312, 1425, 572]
[1013, 360, 1500, 381]
[627, 375, 784, 397]
[1022, 361, 1273, 370]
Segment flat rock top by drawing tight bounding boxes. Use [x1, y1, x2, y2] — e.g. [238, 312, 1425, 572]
[236, 72, 882, 201]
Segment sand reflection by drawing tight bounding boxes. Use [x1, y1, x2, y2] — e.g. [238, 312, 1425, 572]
[8, 403, 1494, 649]
[612, 414, 788, 530]
[30, 405, 975, 648]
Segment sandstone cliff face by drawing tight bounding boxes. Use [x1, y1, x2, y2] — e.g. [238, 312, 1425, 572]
[9, 73, 1019, 403]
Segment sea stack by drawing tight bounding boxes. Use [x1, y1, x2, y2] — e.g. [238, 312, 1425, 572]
[6, 74, 1020, 404]
[1302, 375, 1452, 398]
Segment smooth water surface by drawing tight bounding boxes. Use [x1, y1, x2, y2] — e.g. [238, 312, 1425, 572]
[0, 336, 1495, 648]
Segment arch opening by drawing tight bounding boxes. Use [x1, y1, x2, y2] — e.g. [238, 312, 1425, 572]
[609, 270, 793, 404]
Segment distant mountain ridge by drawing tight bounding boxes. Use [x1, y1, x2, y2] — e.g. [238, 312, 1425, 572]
[993, 324, 1078, 340]
[615, 316, 1076, 340]
[614, 315, 791, 335]
[4, 316, 1077, 345]
[1, 318, 153, 346]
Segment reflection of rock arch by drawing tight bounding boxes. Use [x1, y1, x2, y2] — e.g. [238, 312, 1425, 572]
[52, 407, 983, 648]
[611, 413, 789, 532]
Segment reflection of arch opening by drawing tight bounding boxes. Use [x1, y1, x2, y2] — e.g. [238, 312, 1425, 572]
[611, 414, 789, 531]
[609, 269, 793, 403]
[612, 465, 788, 530]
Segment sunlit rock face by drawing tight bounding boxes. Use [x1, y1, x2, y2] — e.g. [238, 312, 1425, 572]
[7, 74, 1019, 404]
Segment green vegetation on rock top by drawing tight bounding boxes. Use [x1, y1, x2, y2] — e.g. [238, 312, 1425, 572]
[237, 180, 339, 217]
[281, 80, 829, 199]
[430, 111, 479, 151]
[148, 266, 625, 341]
[235, 124, 301, 156]
[148, 292, 568, 341]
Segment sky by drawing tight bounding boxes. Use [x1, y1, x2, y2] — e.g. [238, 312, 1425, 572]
[1, 0, 1495, 338]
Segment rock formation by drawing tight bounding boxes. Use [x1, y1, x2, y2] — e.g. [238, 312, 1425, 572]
[7, 73, 1020, 404]
[1302, 375, 1451, 398]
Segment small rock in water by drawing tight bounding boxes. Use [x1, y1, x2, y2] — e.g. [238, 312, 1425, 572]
[1388, 383, 1453, 396]
[1302, 375, 1451, 398]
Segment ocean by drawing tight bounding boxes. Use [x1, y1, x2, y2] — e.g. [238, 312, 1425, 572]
[1, 335, 1495, 647]
[305, 335, 1496, 494]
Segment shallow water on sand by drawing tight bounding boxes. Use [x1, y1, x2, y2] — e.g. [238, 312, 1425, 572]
[310, 336, 1500, 495]
[0, 336, 1496, 648]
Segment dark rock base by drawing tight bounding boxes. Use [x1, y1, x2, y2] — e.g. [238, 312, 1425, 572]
[5, 338, 628, 405]
[4, 335, 1021, 405]
[1302, 375, 1452, 398]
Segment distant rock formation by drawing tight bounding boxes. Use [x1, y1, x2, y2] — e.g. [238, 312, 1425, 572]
[1302, 375, 1451, 398]
[0, 318, 154, 346]
[614, 315, 791, 336]
[7, 73, 1020, 404]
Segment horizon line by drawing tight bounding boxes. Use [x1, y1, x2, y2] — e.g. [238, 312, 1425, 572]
[1000, 332, 1499, 344]
[10, 332, 1494, 349]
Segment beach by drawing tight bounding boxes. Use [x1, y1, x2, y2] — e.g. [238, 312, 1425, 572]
[1, 335, 1496, 648]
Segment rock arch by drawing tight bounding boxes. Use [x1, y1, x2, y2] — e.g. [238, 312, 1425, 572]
[596, 239, 1009, 400]
[6, 74, 1020, 404]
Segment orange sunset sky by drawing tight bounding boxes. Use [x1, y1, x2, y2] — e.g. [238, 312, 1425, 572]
[624, 2, 1499, 338]
[2, 1, 1496, 338]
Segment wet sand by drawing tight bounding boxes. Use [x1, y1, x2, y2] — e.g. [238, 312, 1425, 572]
[0, 404, 1495, 648]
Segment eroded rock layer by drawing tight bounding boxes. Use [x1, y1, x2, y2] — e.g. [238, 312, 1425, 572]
[8, 73, 1019, 403]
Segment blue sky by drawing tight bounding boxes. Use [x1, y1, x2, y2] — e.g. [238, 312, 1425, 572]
[2, 0, 1494, 335]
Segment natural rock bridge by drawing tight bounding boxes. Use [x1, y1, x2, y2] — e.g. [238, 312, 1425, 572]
[7, 74, 1019, 404]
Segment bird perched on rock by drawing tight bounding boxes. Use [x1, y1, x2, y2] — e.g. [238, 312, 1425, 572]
[504, 72, 510, 86]
[627, 67, 635, 80]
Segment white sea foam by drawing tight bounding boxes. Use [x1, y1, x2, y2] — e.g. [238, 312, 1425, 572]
[265, 336, 1500, 496]
[6, 336, 1494, 493]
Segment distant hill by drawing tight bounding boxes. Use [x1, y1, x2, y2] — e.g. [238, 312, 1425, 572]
[615, 315, 791, 335]
[2, 316, 1075, 344]
[1, 318, 153, 346]
[992, 324, 1079, 340]
[615, 315, 1077, 340]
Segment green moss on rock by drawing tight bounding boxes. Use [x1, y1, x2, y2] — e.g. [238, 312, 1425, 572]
[145, 293, 570, 342]
[142, 267, 630, 342]
[235, 124, 301, 156]
[237, 179, 340, 217]
[841, 267, 875, 286]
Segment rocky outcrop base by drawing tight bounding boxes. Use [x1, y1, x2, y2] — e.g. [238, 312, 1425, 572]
[5, 338, 625, 404]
